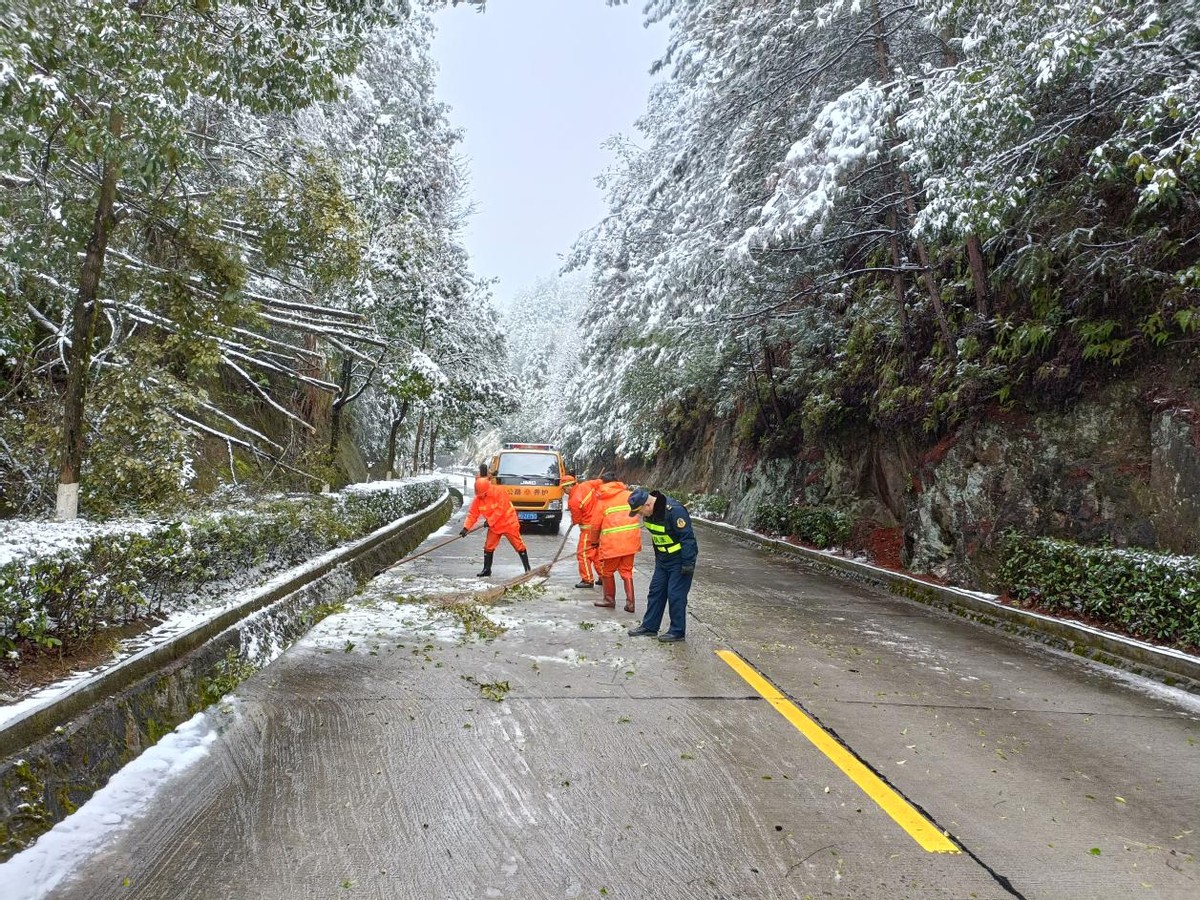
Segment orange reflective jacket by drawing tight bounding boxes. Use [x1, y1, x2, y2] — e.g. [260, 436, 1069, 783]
[568, 478, 603, 531]
[588, 481, 642, 559]
[465, 478, 520, 535]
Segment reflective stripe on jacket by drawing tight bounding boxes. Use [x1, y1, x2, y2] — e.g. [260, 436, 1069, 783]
[641, 491, 698, 567]
[588, 481, 642, 559]
[644, 520, 682, 554]
[568, 478, 602, 531]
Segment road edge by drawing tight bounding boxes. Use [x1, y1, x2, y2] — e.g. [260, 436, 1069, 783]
[0, 486, 455, 860]
[697, 519, 1200, 694]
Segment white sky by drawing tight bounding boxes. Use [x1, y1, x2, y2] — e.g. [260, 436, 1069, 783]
[432, 0, 666, 304]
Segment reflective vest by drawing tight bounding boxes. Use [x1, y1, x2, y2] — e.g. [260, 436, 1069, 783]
[591, 482, 642, 559]
[644, 520, 683, 554]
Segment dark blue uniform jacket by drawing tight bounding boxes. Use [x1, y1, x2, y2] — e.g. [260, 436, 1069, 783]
[645, 491, 699, 568]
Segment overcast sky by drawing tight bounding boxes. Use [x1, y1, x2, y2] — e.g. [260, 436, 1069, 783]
[432, 1, 666, 305]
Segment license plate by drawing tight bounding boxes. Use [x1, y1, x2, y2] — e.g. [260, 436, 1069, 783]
[518, 512, 538, 521]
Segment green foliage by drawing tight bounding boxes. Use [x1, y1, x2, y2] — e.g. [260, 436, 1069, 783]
[241, 154, 365, 288]
[439, 600, 506, 642]
[667, 489, 729, 520]
[0, 480, 442, 655]
[197, 648, 258, 709]
[999, 533, 1200, 648]
[751, 502, 851, 550]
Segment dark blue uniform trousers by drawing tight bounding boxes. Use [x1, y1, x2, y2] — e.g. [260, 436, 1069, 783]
[642, 555, 693, 638]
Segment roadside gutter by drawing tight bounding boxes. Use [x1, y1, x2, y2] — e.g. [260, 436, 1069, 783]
[0, 486, 455, 860]
[697, 519, 1200, 694]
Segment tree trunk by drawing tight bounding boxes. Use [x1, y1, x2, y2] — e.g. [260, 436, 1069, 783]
[906, 220, 957, 363]
[872, 0, 955, 364]
[412, 412, 425, 473]
[966, 234, 990, 320]
[57, 107, 123, 520]
[328, 354, 352, 458]
[386, 399, 409, 478]
[761, 337, 786, 427]
[744, 335, 770, 435]
[427, 421, 438, 471]
[887, 208, 912, 365]
[299, 332, 326, 428]
[939, 28, 990, 324]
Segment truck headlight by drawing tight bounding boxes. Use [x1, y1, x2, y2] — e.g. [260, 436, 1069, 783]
[548, 500, 562, 510]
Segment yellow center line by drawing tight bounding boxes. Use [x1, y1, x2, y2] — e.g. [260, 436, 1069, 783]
[716, 649, 960, 854]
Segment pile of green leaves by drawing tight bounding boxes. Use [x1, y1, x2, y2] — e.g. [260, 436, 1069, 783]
[999, 534, 1200, 648]
[0, 480, 442, 654]
[752, 503, 851, 550]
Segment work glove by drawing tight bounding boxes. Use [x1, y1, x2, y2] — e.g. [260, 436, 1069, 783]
[681, 564, 695, 577]
[459, 527, 468, 537]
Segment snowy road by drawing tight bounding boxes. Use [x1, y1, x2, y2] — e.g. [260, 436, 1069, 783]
[9, 511, 1199, 899]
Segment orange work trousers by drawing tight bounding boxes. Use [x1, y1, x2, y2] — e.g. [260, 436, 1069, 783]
[576, 527, 599, 581]
[484, 526, 527, 554]
[598, 554, 635, 579]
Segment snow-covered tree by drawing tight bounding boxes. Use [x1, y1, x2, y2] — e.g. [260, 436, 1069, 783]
[0, 0, 503, 516]
[497, 271, 590, 444]
[567, 0, 1200, 471]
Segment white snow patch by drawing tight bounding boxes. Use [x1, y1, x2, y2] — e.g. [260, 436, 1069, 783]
[1089, 664, 1200, 718]
[0, 709, 219, 899]
[1, 488, 450, 725]
[520, 649, 594, 668]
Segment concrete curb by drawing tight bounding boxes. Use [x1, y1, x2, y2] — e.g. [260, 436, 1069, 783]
[696, 519, 1200, 693]
[0, 486, 454, 859]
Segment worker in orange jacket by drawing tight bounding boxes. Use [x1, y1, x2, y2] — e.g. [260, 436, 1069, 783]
[584, 473, 642, 611]
[566, 474, 603, 588]
[460, 462, 530, 577]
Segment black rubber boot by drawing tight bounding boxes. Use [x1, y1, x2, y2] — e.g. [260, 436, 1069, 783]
[518, 549, 531, 573]
[477, 551, 493, 577]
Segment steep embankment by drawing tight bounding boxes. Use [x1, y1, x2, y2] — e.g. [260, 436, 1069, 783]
[631, 374, 1200, 589]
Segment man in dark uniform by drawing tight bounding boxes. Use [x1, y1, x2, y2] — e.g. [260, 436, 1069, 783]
[625, 487, 698, 642]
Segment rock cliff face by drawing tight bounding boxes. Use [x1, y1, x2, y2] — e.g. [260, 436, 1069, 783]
[633, 379, 1200, 589]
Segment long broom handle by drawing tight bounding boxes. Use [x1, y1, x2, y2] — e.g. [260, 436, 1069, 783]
[375, 524, 485, 576]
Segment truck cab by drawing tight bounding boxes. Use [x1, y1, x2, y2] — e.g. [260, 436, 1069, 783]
[489, 443, 572, 533]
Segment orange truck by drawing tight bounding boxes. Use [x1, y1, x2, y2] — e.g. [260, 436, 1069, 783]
[489, 442, 573, 533]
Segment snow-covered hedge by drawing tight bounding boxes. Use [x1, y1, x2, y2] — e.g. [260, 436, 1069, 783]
[0, 479, 443, 654]
[1000, 535, 1200, 648]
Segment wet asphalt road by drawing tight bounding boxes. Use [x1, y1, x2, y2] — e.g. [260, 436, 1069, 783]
[43, 506, 1199, 899]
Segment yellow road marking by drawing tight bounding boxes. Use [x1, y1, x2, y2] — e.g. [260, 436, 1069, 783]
[717, 649, 959, 854]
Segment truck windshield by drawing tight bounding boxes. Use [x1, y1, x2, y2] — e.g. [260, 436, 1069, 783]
[497, 453, 559, 484]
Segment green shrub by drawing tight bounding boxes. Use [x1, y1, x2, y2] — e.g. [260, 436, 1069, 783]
[751, 502, 792, 535]
[667, 490, 730, 520]
[999, 533, 1200, 648]
[0, 479, 443, 654]
[751, 502, 851, 549]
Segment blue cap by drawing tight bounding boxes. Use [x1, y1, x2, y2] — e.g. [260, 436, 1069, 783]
[627, 488, 649, 511]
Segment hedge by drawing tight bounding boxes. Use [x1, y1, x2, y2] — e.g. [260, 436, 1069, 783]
[751, 502, 851, 550]
[0, 479, 443, 654]
[999, 533, 1200, 648]
[665, 489, 730, 521]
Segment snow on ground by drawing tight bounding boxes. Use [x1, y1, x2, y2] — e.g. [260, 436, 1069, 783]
[0, 708, 221, 900]
[1099, 665, 1200, 717]
[303, 595, 471, 648]
[342, 474, 447, 494]
[0, 486, 455, 727]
